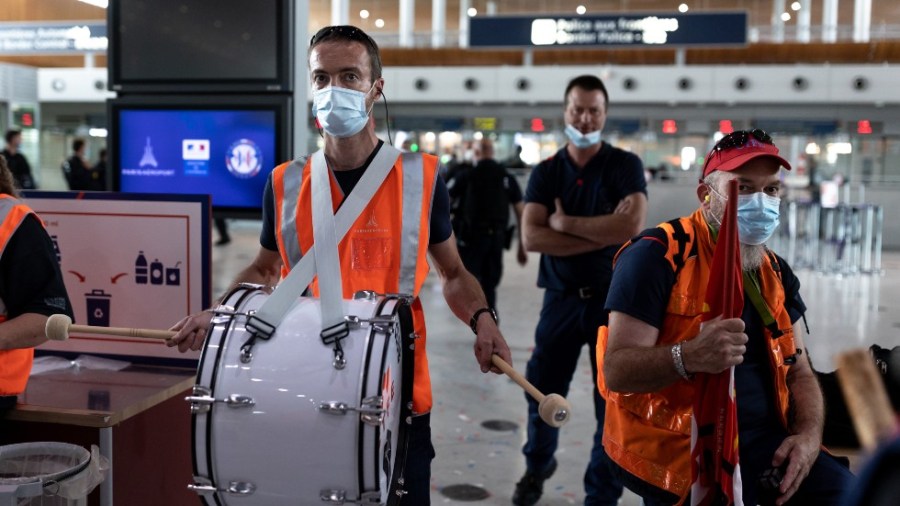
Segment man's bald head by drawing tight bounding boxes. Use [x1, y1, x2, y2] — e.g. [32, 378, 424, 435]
[474, 139, 495, 162]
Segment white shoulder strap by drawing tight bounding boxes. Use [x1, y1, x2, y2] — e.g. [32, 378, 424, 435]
[244, 144, 402, 358]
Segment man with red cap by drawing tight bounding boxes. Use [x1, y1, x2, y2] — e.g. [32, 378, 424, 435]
[596, 129, 853, 505]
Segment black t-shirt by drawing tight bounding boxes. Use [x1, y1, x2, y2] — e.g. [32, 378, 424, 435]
[1, 150, 35, 190]
[524, 143, 646, 292]
[63, 156, 92, 191]
[260, 142, 452, 251]
[605, 236, 807, 433]
[447, 159, 523, 228]
[0, 214, 73, 319]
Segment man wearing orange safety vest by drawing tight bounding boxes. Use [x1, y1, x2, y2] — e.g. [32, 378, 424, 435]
[0, 157, 73, 411]
[598, 130, 852, 505]
[168, 25, 512, 505]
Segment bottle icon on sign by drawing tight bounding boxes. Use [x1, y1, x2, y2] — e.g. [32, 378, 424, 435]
[150, 258, 164, 285]
[135, 251, 148, 284]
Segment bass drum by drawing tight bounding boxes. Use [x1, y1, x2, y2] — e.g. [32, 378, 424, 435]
[188, 286, 415, 505]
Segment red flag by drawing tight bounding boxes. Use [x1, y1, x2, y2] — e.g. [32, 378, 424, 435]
[691, 178, 744, 506]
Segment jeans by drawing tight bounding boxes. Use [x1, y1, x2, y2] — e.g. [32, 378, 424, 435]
[608, 425, 854, 506]
[608, 458, 681, 505]
[522, 290, 623, 505]
[400, 413, 435, 505]
[739, 425, 853, 506]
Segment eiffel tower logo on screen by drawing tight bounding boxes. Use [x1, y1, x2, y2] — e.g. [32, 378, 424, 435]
[139, 137, 158, 168]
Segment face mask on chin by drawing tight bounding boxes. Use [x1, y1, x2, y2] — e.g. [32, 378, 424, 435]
[564, 124, 602, 149]
[311, 84, 375, 138]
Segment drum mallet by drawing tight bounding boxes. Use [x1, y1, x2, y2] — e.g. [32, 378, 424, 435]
[491, 355, 571, 428]
[45, 314, 176, 341]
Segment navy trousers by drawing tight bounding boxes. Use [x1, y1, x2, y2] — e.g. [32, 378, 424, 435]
[522, 289, 623, 505]
[400, 413, 435, 505]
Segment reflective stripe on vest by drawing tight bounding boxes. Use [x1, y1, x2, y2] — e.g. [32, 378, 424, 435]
[399, 152, 424, 295]
[598, 208, 796, 499]
[0, 195, 38, 396]
[276, 156, 306, 270]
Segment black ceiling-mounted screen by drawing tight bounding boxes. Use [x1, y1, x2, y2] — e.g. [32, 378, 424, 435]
[108, 0, 294, 93]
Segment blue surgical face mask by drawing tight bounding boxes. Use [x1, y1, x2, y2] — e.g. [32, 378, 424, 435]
[311, 85, 374, 138]
[564, 124, 602, 149]
[736, 192, 781, 245]
[708, 186, 781, 245]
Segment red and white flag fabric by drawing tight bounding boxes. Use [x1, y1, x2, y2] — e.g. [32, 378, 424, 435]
[691, 178, 744, 506]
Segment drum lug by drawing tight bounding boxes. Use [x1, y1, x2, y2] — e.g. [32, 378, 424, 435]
[226, 481, 257, 495]
[359, 491, 382, 503]
[353, 290, 379, 301]
[188, 477, 256, 496]
[318, 397, 385, 426]
[188, 476, 216, 495]
[344, 315, 395, 334]
[319, 490, 381, 504]
[320, 489, 347, 503]
[186, 386, 255, 414]
[237, 282, 273, 293]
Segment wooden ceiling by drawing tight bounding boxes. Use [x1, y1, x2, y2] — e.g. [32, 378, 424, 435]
[2, 0, 899, 67]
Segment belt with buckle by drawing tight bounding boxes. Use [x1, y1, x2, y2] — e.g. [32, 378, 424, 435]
[576, 287, 594, 299]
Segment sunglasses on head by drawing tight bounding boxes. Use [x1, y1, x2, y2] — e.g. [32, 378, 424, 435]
[310, 25, 377, 50]
[713, 129, 773, 152]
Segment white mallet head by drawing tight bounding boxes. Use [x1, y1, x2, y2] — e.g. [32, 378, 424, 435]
[46, 314, 73, 341]
[538, 393, 571, 428]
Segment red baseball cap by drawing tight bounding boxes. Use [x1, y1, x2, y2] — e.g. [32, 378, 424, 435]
[702, 132, 792, 179]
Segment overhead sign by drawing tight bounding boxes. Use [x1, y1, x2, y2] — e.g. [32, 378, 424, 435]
[0, 21, 107, 55]
[473, 117, 497, 131]
[470, 12, 747, 48]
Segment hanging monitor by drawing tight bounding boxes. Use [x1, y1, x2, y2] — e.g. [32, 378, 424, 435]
[108, 0, 294, 92]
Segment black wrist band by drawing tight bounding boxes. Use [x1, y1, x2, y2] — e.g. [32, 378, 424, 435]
[469, 307, 498, 335]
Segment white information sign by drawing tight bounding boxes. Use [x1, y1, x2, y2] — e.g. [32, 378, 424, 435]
[27, 192, 210, 361]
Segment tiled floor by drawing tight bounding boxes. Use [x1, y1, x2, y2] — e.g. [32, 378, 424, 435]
[212, 220, 899, 505]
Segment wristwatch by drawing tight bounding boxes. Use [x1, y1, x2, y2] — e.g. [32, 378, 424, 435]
[469, 307, 498, 334]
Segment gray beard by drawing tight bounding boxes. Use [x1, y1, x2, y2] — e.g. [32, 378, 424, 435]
[704, 208, 768, 271]
[741, 243, 767, 271]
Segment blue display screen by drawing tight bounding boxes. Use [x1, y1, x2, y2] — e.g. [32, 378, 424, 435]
[117, 109, 277, 209]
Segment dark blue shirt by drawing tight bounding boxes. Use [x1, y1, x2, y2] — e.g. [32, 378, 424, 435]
[605, 236, 807, 433]
[524, 143, 646, 292]
[260, 142, 452, 251]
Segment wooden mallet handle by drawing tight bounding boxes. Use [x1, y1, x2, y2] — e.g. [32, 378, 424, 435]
[491, 355, 571, 427]
[46, 314, 176, 341]
[492, 355, 544, 401]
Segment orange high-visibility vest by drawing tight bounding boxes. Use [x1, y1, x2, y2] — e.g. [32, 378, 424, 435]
[0, 194, 41, 396]
[272, 150, 439, 413]
[596, 209, 798, 500]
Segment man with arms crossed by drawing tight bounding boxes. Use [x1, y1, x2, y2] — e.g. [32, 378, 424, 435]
[515, 74, 647, 506]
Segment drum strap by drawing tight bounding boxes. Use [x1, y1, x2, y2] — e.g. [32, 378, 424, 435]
[310, 149, 348, 346]
[245, 144, 408, 361]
